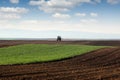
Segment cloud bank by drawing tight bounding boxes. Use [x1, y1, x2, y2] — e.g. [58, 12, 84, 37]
[0, 7, 28, 19]
[29, 0, 120, 14]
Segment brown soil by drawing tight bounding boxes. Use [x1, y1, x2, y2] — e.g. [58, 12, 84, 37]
[0, 46, 120, 80]
[0, 40, 120, 80]
[0, 40, 120, 48]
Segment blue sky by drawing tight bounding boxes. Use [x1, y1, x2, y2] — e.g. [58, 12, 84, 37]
[0, 0, 120, 39]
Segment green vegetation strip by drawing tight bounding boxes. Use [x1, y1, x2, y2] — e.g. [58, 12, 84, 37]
[0, 44, 106, 65]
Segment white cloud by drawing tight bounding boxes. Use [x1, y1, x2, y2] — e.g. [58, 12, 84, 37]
[52, 13, 71, 19]
[75, 13, 86, 17]
[0, 7, 28, 14]
[107, 0, 120, 4]
[0, 7, 29, 20]
[29, 0, 100, 13]
[0, 13, 20, 19]
[90, 13, 98, 17]
[0, 19, 120, 34]
[80, 19, 98, 23]
[10, 0, 19, 4]
[29, 0, 120, 14]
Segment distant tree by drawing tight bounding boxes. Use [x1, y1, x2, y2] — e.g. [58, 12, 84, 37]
[57, 36, 62, 42]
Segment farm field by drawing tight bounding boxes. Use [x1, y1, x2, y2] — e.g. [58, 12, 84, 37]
[0, 40, 120, 47]
[0, 40, 120, 80]
[0, 44, 104, 65]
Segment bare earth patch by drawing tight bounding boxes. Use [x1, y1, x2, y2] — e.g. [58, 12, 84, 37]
[0, 47, 120, 80]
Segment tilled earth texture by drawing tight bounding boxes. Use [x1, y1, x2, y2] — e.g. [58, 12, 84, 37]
[0, 40, 120, 80]
[0, 40, 120, 47]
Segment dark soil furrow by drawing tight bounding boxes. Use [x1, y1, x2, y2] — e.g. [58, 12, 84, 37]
[0, 41, 120, 80]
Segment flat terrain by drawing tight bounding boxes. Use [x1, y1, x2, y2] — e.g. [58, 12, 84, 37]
[0, 40, 120, 48]
[0, 44, 103, 65]
[0, 40, 120, 80]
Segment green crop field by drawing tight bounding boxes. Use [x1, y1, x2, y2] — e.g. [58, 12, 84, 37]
[0, 44, 106, 65]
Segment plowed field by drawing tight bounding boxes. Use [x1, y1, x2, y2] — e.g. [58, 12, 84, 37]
[0, 47, 120, 80]
[0, 40, 120, 48]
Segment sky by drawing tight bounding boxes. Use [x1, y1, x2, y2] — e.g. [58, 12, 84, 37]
[0, 0, 120, 39]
